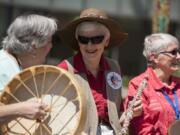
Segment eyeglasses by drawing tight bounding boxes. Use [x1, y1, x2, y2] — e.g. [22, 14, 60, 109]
[159, 49, 180, 56]
[77, 35, 104, 45]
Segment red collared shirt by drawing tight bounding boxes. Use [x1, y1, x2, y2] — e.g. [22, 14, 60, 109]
[124, 66, 180, 135]
[57, 52, 110, 122]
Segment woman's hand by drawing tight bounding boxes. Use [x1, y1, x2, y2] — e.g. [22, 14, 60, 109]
[132, 99, 143, 117]
[17, 100, 48, 120]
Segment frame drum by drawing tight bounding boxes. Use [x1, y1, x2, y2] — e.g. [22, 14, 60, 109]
[0, 65, 87, 135]
[168, 120, 180, 135]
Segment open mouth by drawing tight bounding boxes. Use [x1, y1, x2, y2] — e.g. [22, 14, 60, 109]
[86, 49, 97, 54]
[172, 60, 180, 66]
[171, 62, 179, 67]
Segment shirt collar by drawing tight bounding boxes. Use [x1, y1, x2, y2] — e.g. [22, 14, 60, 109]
[73, 52, 109, 74]
[170, 76, 180, 89]
[147, 66, 177, 91]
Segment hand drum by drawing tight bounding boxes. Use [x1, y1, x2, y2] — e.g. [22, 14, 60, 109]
[0, 65, 87, 135]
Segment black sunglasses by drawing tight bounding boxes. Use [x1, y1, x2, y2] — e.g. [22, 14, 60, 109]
[159, 49, 180, 56]
[77, 35, 104, 45]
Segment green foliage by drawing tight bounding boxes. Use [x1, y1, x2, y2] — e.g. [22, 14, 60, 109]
[122, 76, 133, 88]
[174, 66, 180, 77]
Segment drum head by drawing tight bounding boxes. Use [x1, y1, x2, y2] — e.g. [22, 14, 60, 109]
[168, 120, 180, 135]
[0, 65, 87, 135]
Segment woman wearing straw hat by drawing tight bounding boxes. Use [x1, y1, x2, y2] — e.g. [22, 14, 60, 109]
[0, 14, 57, 124]
[58, 8, 142, 135]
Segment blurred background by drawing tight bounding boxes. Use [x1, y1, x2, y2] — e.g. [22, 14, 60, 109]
[0, 0, 180, 85]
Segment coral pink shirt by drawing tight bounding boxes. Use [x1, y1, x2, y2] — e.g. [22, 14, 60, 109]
[124, 66, 180, 135]
[57, 52, 110, 122]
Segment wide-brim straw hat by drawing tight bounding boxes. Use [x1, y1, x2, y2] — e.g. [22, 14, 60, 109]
[59, 8, 128, 50]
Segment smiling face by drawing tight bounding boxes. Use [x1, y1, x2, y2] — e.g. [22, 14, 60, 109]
[153, 43, 180, 75]
[143, 33, 180, 78]
[76, 22, 110, 64]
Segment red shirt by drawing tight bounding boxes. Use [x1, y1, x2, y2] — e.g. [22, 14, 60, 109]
[57, 52, 110, 122]
[124, 67, 180, 135]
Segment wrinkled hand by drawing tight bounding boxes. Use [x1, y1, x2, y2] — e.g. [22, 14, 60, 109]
[18, 100, 48, 120]
[132, 99, 143, 117]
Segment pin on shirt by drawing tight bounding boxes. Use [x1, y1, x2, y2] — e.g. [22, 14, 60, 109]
[106, 72, 122, 90]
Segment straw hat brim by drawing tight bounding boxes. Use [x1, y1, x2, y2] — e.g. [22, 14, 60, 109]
[59, 17, 128, 50]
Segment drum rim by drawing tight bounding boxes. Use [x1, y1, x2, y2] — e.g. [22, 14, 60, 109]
[0, 65, 87, 135]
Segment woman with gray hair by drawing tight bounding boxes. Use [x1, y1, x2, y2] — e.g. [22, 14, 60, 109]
[0, 14, 57, 124]
[124, 33, 180, 135]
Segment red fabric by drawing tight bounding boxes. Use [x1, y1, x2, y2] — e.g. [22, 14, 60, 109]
[57, 52, 110, 122]
[124, 66, 180, 135]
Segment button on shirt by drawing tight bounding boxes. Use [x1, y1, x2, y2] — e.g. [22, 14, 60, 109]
[124, 66, 180, 135]
[58, 52, 110, 122]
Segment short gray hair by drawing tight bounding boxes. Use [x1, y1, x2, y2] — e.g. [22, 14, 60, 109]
[75, 21, 110, 39]
[2, 14, 57, 54]
[143, 33, 179, 60]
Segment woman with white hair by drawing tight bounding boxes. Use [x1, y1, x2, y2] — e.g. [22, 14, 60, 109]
[124, 33, 180, 135]
[0, 14, 57, 124]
